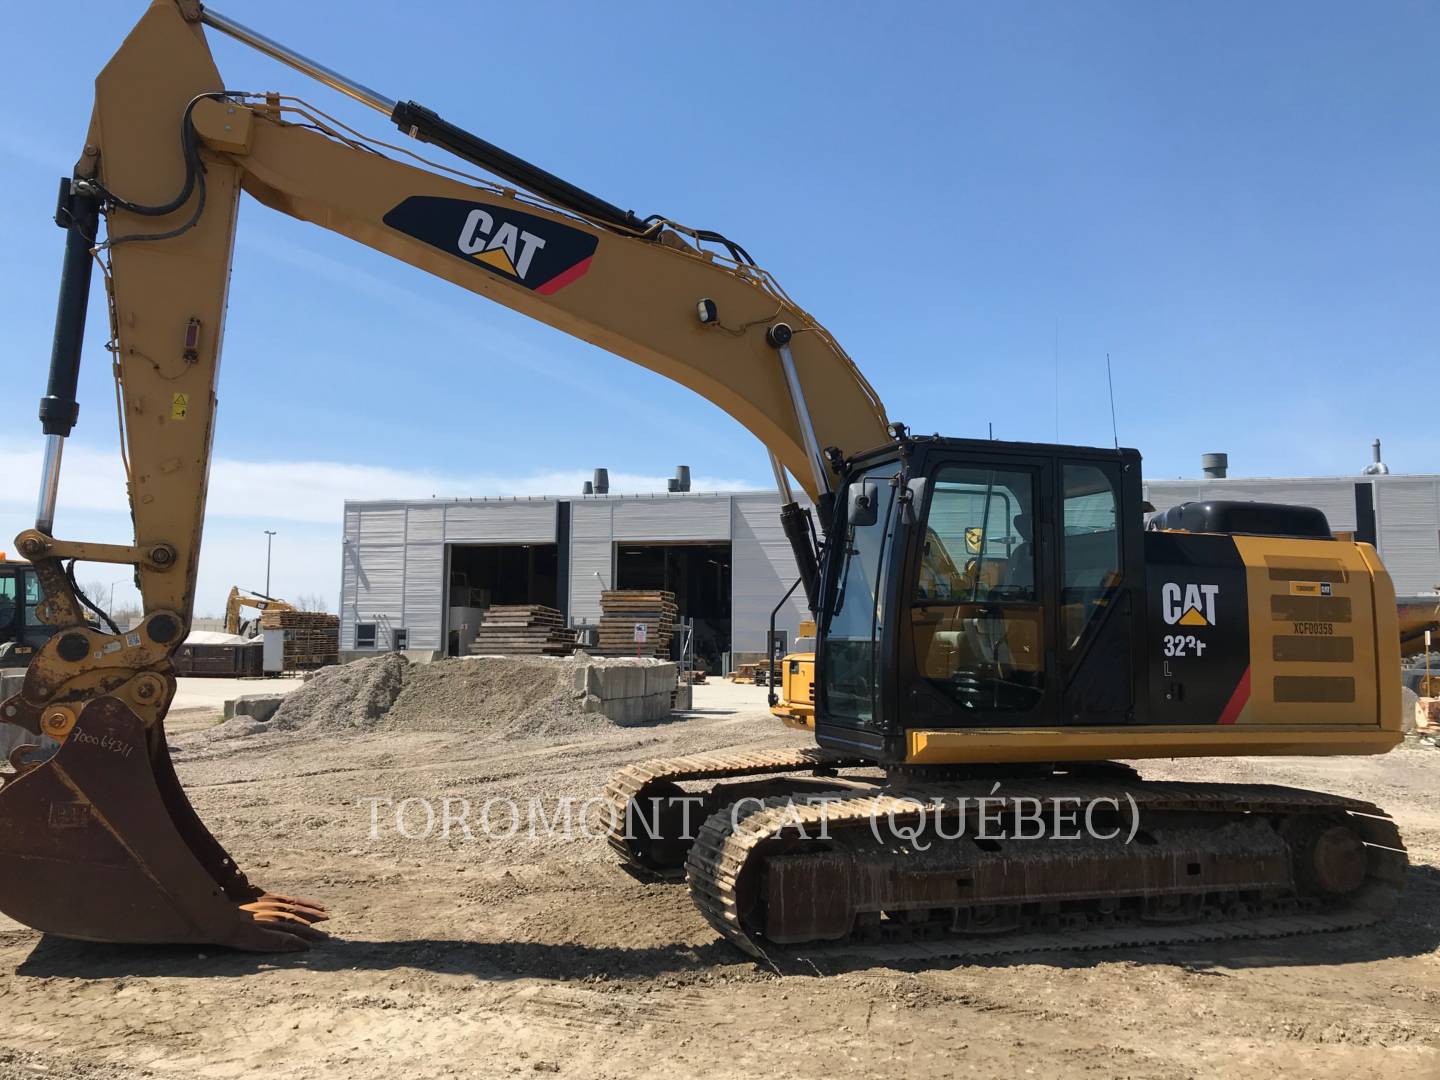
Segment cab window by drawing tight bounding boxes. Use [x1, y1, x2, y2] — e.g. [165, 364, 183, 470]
[822, 469, 898, 725]
[0, 572, 16, 631]
[910, 466, 1044, 714]
[22, 571, 44, 627]
[1061, 464, 1121, 654]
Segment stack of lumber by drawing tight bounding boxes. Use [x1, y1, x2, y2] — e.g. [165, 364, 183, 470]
[259, 609, 339, 670]
[595, 590, 676, 658]
[470, 605, 575, 656]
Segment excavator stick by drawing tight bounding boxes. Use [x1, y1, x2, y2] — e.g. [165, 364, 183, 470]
[0, 1, 329, 952]
[0, 695, 326, 950]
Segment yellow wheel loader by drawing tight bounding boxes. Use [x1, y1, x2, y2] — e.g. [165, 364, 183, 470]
[0, 2, 1405, 956]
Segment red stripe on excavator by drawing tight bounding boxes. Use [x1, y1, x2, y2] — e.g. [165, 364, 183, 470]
[534, 256, 593, 295]
[1218, 666, 1251, 725]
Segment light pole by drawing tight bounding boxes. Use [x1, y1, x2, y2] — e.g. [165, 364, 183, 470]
[107, 580, 126, 622]
[264, 530, 277, 596]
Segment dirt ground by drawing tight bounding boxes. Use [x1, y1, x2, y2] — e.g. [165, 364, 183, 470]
[1, 679, 1437, 1080]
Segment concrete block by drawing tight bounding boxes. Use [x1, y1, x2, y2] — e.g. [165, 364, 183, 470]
[593, 664, 644, 700]
[600, 691, 673, 727]
[645, 663, 679, 696]
[224, 694, 285, 723]
[571, 664, 601, 697]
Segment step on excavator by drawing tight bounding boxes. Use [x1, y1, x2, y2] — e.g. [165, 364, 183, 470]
[0, 2, 1406, 956]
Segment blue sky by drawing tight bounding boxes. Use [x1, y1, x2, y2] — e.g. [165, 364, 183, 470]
[2, 1, 1436, 615]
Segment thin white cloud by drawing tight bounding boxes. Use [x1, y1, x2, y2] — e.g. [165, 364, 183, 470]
[0, 439, 764, 614]
[0, 438, 758, 527]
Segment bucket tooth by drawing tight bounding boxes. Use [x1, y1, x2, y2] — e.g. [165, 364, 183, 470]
[0, 695, 324, 952]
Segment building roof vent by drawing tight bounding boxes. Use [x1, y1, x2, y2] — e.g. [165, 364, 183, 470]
[1363, 438, 1390, 476]
[674, 465, 691, 492]
[582, 480, 594, 495]
[1201, 452, 1228, 479]
[592, 468, 609, 495]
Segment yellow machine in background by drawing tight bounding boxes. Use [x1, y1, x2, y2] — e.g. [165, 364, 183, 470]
[222, 587, 295, 639]
[770, 619, 817, 731]
[0, 557, 59, 669]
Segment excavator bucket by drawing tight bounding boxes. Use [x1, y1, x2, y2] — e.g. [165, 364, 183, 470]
[0, 695, 325, 951]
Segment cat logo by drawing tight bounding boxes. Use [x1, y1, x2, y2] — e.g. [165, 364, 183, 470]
[1162, 582, 1219, 627]
[965, 527, 984, 555]
[383, 195, 599, 295]
[457, 208, 546, 280]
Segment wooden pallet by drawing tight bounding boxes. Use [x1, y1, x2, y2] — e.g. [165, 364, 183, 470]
[259, 609, 340, 670]
[470, 604, 575, 656]
[593, 590, 676, 658]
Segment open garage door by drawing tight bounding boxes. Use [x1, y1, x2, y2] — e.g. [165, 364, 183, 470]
[446, 544, 559, 655]
[616, 542, 731, 672]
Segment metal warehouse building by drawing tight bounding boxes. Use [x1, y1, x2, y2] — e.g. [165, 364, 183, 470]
[340, 456, 1440, 666]
[339, 489, 811, 669]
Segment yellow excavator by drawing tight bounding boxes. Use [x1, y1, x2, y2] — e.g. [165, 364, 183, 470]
[0, 2, 1406, 956]
[222, 586, 294, 639]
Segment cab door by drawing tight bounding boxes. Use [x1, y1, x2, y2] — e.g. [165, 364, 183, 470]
[1055, 459, 1137, 723]
[903, 453, 1060, 727]
[818, 463, 902, 746]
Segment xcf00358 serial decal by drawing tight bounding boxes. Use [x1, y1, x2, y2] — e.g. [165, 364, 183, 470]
[383, 196, 598, 295]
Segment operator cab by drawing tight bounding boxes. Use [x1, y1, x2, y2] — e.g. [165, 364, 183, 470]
[815, 436, 1145, 760]
[0, 557, 56, 669]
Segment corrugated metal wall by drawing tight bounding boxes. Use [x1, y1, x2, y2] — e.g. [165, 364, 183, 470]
[569, 501, 614, 626]
[339, 506, 361, 648]
[1375, 477, 1440, 594]
[342, 501, 558, 649]
[612, 497, 731, 541]
[731, 494, 808, 654]
[340, 494, 804, 647]
[444, 502, 557, 543]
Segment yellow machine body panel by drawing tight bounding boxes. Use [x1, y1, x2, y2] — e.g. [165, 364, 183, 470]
[771, 651, 816, 731]
[906, 535, 1402, 765]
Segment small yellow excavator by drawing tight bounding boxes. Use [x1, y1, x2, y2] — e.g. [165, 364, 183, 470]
[222, 586, 294, 639]
[0, 2, 1406, 957]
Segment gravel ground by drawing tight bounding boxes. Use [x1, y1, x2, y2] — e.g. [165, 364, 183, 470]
[0, 680, 1437, 1079]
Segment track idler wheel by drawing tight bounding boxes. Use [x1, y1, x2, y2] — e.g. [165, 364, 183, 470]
[1284, 816, 1368, 897]
[0, 695, 326, 951]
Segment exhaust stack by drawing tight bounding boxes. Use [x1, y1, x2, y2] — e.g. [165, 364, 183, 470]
[1363, 439, 1390, 476]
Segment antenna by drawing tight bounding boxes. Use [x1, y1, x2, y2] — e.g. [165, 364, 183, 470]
[1105, 352, 1119, 450]
[1053, 317, 1060, 442]
[988, 421, 994, 440]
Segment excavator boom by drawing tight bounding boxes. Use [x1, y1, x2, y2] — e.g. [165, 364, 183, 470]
[0, 0, 886, 951]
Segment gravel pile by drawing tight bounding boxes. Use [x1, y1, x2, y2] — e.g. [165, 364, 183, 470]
[382, 656, 610, 739]
[202, 652, 645, 742]
[269, 652, 408, 733]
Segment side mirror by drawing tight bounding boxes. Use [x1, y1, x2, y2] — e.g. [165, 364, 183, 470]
[847, 480, 879, 527]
